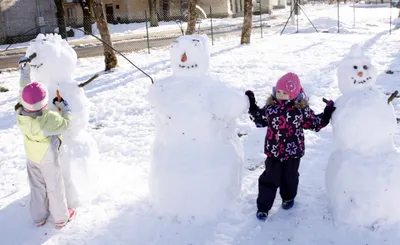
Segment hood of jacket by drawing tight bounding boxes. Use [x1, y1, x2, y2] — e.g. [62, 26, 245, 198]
[17, 109, 45, 136]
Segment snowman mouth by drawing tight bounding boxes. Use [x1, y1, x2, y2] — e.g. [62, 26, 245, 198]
[353, 76, 372, 84]
[179, 64, 198, 69]
[31, 63, 43, 69]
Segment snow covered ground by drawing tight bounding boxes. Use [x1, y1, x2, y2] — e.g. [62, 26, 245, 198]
[1, 3, 400, 245]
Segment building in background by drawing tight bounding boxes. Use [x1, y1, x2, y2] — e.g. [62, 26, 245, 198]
[63, 0, 280, 27]
[0, 0, 57, 44]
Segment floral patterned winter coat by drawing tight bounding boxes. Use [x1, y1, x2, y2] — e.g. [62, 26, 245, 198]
[249, 96, 329, 160]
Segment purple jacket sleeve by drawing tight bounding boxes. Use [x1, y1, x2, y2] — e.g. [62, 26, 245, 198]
[248, 105, 269, 128]
[302, 106, 329, 132]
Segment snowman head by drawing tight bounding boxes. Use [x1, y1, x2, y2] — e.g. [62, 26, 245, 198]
[25, 33, 77, 86]
[337, 44, 377, 94]
[169, 34, 210, 76]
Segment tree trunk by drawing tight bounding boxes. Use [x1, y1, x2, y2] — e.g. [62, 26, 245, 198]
[54, 0, 67, 38]
[240, 0, 252, 44]
[78, 0, 93, 35]
[162, 0, 170, 21]
[148, 0, 159, 27]
[93, 0, 118, 71]
[185, 0, 198, 35]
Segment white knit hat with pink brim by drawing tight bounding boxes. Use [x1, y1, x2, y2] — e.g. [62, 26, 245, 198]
[21, 82, 49, 112]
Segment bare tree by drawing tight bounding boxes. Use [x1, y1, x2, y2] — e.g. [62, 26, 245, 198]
[54, 0, 67, 38]
[78, 0, 93, 35]
[240, 0, 252, 44]
[93, 0, 118, 71]
[186, 0, 198, 35]
[148, 0, 159, 27]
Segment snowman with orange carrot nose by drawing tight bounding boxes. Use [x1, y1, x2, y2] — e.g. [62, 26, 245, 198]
[325, 44, 400, 227]
[146, 34, 250, 219]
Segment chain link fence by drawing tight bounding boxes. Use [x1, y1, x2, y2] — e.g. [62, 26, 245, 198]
[1, 1, 399, 68]
[0, 4, 278, 56]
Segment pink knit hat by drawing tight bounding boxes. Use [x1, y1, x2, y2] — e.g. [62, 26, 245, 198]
[21, 82, 48, 112]
[275, 72, 302, 100]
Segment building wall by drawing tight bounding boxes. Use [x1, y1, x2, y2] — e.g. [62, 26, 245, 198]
[0, 3, 6, 43]
[0, 0, 57, 43]
[103, 0, 130, 22]
[64, 3, 84, 26]
[199, 0, 231, 18]
[62, 0, 252, 27]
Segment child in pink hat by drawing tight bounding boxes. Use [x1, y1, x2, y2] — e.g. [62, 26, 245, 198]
[16, 81, 76, 228]
[244, 72, 335, 221]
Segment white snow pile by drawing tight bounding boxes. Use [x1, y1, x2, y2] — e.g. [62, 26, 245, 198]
[146, 34, 249, 220]
[325, 44, 400, 228]
[25, 34, 99, 207]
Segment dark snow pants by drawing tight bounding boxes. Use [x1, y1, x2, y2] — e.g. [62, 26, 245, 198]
[256, 157, 301, 212]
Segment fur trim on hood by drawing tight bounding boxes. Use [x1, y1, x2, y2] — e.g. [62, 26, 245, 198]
[266, 95, 308, 109]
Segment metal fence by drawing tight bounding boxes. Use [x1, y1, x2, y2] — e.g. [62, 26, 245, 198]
[0, 5, 278, 60]
[1, 2, 399, 68]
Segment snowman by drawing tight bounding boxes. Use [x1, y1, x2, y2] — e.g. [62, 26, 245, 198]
[325, 44, 400, 228]
[146, 34, 249, 219]
[24, 33, 99, 207]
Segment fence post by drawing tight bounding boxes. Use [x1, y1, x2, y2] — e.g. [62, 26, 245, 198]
[145, 11, 150, 54]
[390, 0, 392, 35]
[353, 1, 355, 27]
[259, 0, 263, 38]
[337, 0, 340, 33]
[210, 6, 214, 46]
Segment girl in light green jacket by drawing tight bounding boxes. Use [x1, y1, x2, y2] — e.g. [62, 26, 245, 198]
[16, 79, 76, 229]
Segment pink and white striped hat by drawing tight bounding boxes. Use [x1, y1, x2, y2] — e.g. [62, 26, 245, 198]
[21, 82, 48, 112]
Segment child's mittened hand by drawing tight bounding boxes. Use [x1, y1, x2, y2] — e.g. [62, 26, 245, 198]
[245, 90, 257, 109]
[18, 57, 30, 68]
[326, 100, 334, 108]
[323, 100, 336, 116]
[52, 97, 70, 112]
[19, 57, 31, 81]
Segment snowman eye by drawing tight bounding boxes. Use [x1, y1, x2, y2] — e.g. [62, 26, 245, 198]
[353, 66, 358, 69]
[363, 65, 368, 70]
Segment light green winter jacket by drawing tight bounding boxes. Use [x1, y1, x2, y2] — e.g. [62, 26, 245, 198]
[17, 108, 72, 163]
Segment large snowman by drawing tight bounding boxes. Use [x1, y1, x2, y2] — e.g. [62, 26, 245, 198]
[325, 44, 400, 228]
[146, 34, 249, 220]
[25, 33, 99, 207]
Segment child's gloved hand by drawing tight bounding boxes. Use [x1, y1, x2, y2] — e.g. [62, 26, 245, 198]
[19, 56, 31, 68]
[52, 97, 70, 113]
[245, 90, 258, 111]
[19, 57, 31, 82]
[323, 100, 336, 121]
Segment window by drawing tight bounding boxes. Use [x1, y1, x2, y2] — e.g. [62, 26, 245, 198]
[67, 8, 75, 19]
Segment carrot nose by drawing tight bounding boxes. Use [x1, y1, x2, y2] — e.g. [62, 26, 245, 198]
[181, 52, 187, 63]
[357, 71, 363, 77]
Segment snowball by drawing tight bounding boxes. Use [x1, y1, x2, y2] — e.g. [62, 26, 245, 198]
[147, 35, 248, 219]
[169, 34, 210, 76]
[337, 44, 377, 94]
[325, 149, 400, 227]
[331, 88, 397, 155]
[26, 34, 77, 84]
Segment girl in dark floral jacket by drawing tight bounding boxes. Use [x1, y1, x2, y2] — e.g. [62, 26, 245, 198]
[245, 72, 335, 221]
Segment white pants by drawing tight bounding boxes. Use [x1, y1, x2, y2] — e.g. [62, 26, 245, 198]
[26, 137, 69, 224]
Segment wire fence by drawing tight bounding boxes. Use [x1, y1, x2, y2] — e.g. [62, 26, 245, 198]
[0, 2, 399, 64]
[0, 4, 277, 56]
